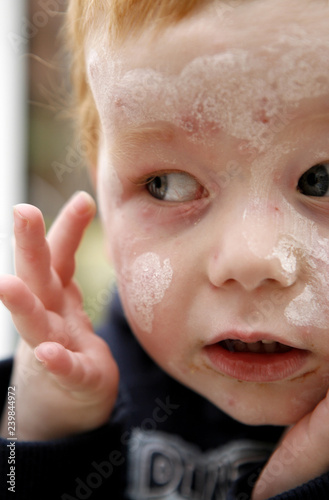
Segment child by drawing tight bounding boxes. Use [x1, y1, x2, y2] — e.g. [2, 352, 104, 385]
[1, 0, 329, 498]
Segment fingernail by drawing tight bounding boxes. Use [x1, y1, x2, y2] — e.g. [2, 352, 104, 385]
[34, 347, 46, 365]
[71, 191, 95, 216]
[13, 207, 28, 230]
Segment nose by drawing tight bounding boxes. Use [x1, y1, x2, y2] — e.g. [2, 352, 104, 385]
[207, 210, 299, 292]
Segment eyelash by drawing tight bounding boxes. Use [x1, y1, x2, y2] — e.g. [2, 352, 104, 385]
[131, 170, 179, 186]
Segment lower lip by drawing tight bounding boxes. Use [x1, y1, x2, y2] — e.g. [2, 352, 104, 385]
[204, 344, 310, 382]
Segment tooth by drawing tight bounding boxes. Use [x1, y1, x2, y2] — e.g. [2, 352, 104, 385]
[263, 342, 278, 353]
[234, 340, 247, 352]
[247, 341, 262, 353]
[224, 340, 235, 352]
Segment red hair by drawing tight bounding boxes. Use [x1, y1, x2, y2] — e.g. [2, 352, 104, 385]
[66, 0, 209, 164]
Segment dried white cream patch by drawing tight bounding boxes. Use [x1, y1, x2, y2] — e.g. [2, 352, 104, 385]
[127, 252, 173, 333]
[284, 282, 329, 329]
[270, 237, 297, 286]
[87, 34, 329, 151]
[283, 241, 329, 329]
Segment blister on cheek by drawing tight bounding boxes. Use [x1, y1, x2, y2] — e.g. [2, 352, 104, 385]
[123, 252, 173, 333]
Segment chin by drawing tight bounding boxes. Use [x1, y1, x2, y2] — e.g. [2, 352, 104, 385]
[227, 407, 299, 427]
[204, 388, 318, 428]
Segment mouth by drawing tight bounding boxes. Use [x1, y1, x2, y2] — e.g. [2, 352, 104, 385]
[204, 334, 309, 382]
[220, 339, 292, 354]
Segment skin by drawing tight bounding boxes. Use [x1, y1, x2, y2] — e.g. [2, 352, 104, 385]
[89, 0, 329, 426]
[1, 1, 329, 498]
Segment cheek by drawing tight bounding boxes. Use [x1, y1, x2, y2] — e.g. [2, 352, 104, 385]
[284, 259, 329, 329]
[243, 168, 329, 331]
[118, 252, 173, 334]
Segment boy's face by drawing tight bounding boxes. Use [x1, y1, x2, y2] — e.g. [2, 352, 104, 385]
[87, 0, 329, 425]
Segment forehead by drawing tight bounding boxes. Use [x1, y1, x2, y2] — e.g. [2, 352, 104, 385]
[86, 0, 329, 148]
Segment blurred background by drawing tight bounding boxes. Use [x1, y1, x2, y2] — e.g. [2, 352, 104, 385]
[0, 0, 115, 358]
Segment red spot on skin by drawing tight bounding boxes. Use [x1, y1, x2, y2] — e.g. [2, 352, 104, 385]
[180, 114, 200, 134]
[254, 97, 270, 124]
[255, 108, 270, 124]
[213, 251, 219, 261]
[268, 204, 280, 214]
[179, 113, 222, 136]
[114, 97, 125, 108]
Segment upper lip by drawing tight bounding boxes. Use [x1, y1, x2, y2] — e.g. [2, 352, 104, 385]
[206, 331, 303, 350]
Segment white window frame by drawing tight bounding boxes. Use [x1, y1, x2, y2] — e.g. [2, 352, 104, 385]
[0, 1, 27, 358]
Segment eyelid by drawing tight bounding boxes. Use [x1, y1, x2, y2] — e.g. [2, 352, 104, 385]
[130, 169, 202, 187]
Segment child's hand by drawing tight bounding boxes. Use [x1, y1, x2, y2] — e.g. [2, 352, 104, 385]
[0, 192, 119, 441]
[252, 389, 329, 499]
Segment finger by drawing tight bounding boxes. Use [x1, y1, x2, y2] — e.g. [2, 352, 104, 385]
[253, 390, 329, 500]
[0, 275, 58, 347]
[34, 342, 106, 392]
[0, 277, 86, 350]
[13, 204, 62, 309]
[47, 191, 96, 287]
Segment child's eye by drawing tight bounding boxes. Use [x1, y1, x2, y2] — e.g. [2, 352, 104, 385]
[297, 163, 329, 197]
[146, 172, 204, 202]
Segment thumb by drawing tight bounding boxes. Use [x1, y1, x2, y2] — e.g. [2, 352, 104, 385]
[252, 389, 329, 500]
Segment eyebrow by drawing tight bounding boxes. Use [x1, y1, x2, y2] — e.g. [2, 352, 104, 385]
[111, 122, 177, 161]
